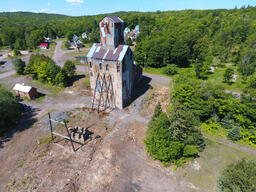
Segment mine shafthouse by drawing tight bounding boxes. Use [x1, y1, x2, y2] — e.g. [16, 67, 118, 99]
[87, 16, 142, 111]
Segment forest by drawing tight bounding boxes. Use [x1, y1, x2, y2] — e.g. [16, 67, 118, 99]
[0, 7, 256, 67]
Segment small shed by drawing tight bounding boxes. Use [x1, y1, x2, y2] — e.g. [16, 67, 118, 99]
[13, 83, 38, 99]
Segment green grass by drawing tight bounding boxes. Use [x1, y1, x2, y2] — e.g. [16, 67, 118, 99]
[17, 160, 25, 168]
[178, 138, 256, 192]
[30, 80, 64, 98]
[0, 70, 8, 74]
[70, 49, 89, 56]
[143, 67, 171, 78]
[34, 94, 46, 103]
[206, 65, 245, 92]
[39, 136, 52, 145]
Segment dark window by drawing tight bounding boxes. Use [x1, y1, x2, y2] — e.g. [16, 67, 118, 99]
[117, 65, 120, 72]
[99, 63, 102, 70]
[122, 60, 126, 73]
[106, 64, 109, 71]
[123, 80, 126, 87]
[89, 62, 92, 68]
[90, 72, 93, 76]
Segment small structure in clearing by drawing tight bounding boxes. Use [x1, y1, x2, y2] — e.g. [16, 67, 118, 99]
[13, 83, 38, 99]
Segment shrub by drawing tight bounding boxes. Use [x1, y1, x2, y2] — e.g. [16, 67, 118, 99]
[218, 159, 256, 192]
[13, 49, 21, 56]
[223, 68, 234, 83]
[183, 145, 199, 157]
[228, 127, 241, 141]
[13, 58, 25, 75]
[64, 41, 70, 50]
[164, 64, 177, 75]
[126, 38, 133, 46]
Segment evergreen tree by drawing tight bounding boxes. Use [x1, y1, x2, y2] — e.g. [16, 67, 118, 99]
[145, 112, 184, 162]
[13, 58, 25, 75]
[228, 127, 242, 141]
[223, 68, 234, 83]
[0, 87, 22, 136]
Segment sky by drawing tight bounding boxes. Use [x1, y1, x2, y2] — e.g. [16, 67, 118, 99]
[1, 0, 256, 16]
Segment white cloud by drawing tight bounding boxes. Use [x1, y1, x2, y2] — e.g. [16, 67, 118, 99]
[47, 2, 51, 6]
[10, 8, 51, 13]
[40, 8, 50, 13]
[10, 9, 26, 12]
[65, 0, 84, 6]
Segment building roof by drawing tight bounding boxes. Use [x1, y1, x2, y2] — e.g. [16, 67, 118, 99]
[104, 16, 123, 23]
[87, 43, 129, 61]
[38, 43, 48, 47]
[13, 83, 33, 93]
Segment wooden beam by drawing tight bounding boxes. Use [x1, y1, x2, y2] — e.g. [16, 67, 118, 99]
[64, 121, 76, 152]
[92, 73, 99, 109]
[49, 118, 65, 125]
[48, 113, 54, 143]
[52, 132, 70, 140]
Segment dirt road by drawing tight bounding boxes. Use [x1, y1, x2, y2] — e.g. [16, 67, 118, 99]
[0, 54, 31, 79]
[0, 70, 15, 79]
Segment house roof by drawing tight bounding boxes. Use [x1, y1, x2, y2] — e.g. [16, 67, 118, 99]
[38, 43, 48, 47]
[87, 43, 129, 61]
[13, 83, 33, 93]
[104, 16, 123, 23]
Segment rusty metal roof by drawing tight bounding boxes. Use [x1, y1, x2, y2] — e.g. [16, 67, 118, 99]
[87, 43, 129, 61]
[105, 16, 123, 23]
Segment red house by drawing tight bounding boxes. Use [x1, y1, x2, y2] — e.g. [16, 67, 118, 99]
[37, 43, 49, 49]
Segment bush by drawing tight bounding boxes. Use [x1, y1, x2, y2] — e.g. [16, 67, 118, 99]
[164, 64, 177, 75]
[183, 145, 199, 157]
[228, 127, 241, 141]
[0, 87, 22, 136]
[223, 68, 234, 83]
[13, 58, 25, 75]
[194, 61, 209, 78]
[126, 38, 133, 46]
[13, 49, 21, 56]
[218, 159, 256, 192]
[64, 41, 70, 50]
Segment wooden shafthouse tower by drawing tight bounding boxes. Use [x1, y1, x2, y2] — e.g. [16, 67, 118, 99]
[87, 16, 142, 110]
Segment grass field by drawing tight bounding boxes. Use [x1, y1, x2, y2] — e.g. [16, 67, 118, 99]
[178, 138, 256, 192]
[143, 64, 245, 94]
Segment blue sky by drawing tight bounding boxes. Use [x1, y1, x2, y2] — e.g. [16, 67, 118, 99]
[1, 0, 256, 16]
